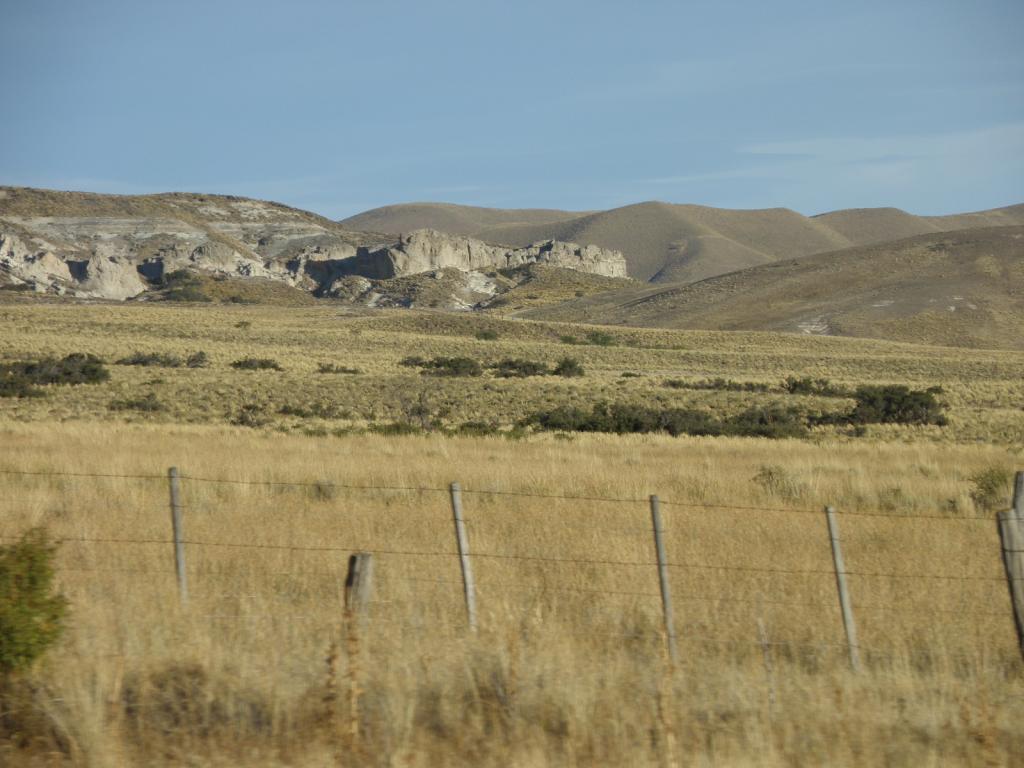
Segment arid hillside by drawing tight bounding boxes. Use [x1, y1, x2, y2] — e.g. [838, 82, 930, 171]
[522, 226, 1024, 350]
[345, 200, 1024, 283]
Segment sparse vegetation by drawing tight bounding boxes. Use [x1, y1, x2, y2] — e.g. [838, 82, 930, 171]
[0, 528, 67, 676]
[665, 377, 772, 392]
[783, 376, 851, 397]
[317, 363, 361, 374]
[117, 351, 184, 368]
[969, 466, 1013, 512]
[231, 358, 284, 371]
[0, 353, 109, 389]
[489, 358, 549, 377]
[400, 356, 483, 377]
[552, 357, 585, 377]
[108, 392, 164, 412]
[474, 329, 499, 341]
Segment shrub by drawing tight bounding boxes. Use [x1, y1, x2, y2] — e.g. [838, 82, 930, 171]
[846, 385, 947, 426]
[1, 354, 109, 386]
[401, 357, 483, 377]
[585, 330, 616, 346]
[525, 401, 807, 439]
[753, 465, 804, 501]
[783, 377, 850, 397]
[490, 359, 550, 378]
[231, 358, 283, 371]
[109, 393, 164, 412]
[317, 363, 361, 374]
[0, 528, 68, 676]
[116, 352, 183, 368]
[0, 374, 43, 399]
[369, 422, 424, 436]
[969, 467, 1013, 512]
[456, 421, 501, 436]
[231, 404, 271, 428]
[559, 335, 580, 345]
[475, 329, 499, 341]
[186, 351, 209, 369]
[552, 358, 585, 378]
[162, 269, 200, 288]
[164, 286, 212, 302]
[665, 378, 771, 393]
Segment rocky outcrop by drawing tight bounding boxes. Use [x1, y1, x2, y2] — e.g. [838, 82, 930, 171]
[338, 229, 627, 282]
[0, 188, 627, 301]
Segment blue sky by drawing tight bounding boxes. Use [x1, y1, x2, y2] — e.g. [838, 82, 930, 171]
[2, 0, 1022, 218]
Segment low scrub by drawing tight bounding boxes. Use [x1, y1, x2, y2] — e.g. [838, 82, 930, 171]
[0, 528, 68, 676]
[231, 358, 284, 372]
[400, 356, 483, 377]
[117, 352, 183, 368]
[664, 378, 771, 393]
[109, 393, 164, 413]
[525, 402, 807, 439]
[317, 363, 361, 375]
[846, 385, 947, 426]
[553, 358, 585, 378]
[490, 359, 550, 378]
[783, 377, 851, 397]
[0, 353, 109, 387]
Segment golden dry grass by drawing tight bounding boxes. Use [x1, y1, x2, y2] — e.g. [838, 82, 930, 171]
[1, 302, 1023, 765]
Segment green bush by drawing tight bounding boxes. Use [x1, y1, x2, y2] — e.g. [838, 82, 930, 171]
[164, 286, 212, 302]
[846, 385, 947, 426]
[0, 528, 68, 676]
[553, 358, 585, 378]
[0, 374, 44, 399]
[1, 354, 109, 386]
[369, 422, 424, 436]
[475, 329, 499, 341]
[525, 401, 807, 439]
[490, 359, 550, 378]
[664, 378, 771, 393]
[231, 358, 283, 371]
[401, 356, 483, 377]
[969, 467, 1013, 512]
[116, 352, 183, 368]
[455, 421, 501, 436]
[782, 377, 850, 397]
[559, 335, 580, 345]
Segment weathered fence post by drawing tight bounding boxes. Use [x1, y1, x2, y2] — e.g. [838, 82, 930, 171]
[167, 467, 188, 604]
[825, 505, 860, 671]
[997, 472, 1024, 660]
[450, 482, 477, 632]
[650, 495, 679, 666]
[345, 553, 375, 617]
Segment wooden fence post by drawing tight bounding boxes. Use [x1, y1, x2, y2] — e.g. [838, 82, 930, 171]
[825, 505, 860, 672]
[650, 495, 679, 666]
[167, 467, 188, 605]
[345, 553, 374, 616]
[450, 482, 477, 632]
[997, 472, 1024, 660]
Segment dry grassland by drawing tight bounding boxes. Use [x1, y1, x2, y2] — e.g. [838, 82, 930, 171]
[1, 301, 1024, 765]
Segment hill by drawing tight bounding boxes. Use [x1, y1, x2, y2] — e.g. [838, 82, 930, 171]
[345, 200, 1024, 283]
[520, 225, 1024, 350]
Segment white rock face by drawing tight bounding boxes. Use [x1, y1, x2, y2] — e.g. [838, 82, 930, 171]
[0, 199, 625, 300]
[349, 229, 627, 281]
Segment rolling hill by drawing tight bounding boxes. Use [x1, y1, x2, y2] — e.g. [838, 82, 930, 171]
[519, 225, 1024, 350]
[344, 201, 1024, 284]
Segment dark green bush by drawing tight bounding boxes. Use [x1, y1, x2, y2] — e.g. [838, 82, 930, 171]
[455, 421, 501, 436]
[162, 269, 200, 288]
[401, 356, 483, 377]
[0, 528, 68, 676]
[116, 352, 183, 368]
[231, 404, 270, 428]
[1, 354, 109, 386]
[782, 377, 850, 397]
[475, 329, 499, 341]
[846, 385, 947, 426]
[559, 335, 580, 345]
[525, 401, 807, 439]
[553, 358, 585, 378]
[490, 359, 550, 378]
[369, 422, 424, 436]
[0, 374, 43, 399]
[231, 358, 283, 371]
[164, 286, 212, 303]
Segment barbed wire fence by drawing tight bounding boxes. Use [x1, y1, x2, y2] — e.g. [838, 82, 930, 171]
[1, 467, 1022, 670]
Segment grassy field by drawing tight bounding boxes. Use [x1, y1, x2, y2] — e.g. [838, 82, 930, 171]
[1, 301, 1024, 765]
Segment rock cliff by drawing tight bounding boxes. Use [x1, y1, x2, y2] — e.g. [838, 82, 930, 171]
[0, 188, 627, 301]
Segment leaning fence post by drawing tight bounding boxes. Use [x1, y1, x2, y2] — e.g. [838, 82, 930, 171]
[997, 472, 1024, 660]
[825, 505, 859, 671]
[345, 553, 375, 617]
[650, 495, 679, 665]
[450, 482, 477, 632]
[167, 467, 188, 605]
